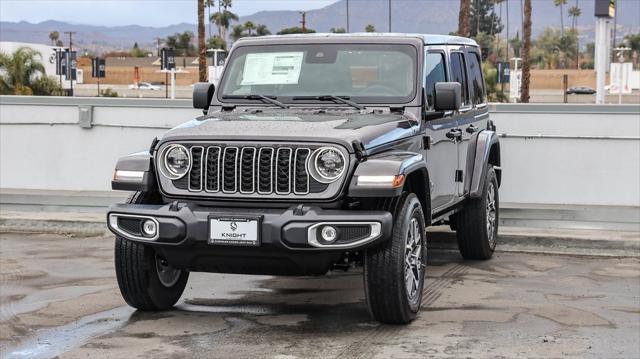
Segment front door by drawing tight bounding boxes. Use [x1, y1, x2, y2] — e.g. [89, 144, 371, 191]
[423, 50, 458, 210]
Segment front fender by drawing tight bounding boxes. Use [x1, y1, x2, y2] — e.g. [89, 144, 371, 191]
[348, 151, 425, 197]
[111, 151, 157, 192]
[464, 130, 500, 198]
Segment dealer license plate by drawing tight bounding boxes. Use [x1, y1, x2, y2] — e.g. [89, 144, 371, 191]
[208, 217, 260, 246]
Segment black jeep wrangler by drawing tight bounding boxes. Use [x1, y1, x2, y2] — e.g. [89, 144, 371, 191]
[107, 33, 501, 324]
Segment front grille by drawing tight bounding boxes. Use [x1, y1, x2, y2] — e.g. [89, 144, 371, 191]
[177, 143, 330, 197]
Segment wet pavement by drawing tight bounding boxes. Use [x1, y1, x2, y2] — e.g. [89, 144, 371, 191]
[1, 232, 639, 358]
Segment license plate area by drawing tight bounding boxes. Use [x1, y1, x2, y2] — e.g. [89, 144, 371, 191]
[208, 216, 261, 247]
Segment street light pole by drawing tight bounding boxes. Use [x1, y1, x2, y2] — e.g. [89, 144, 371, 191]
[64, 31, 76, 96]
[388, 0, 391, 32]
[346, 0, 349, 33]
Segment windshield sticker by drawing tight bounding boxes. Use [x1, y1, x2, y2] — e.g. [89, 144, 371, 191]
[241, 52, 304, 85]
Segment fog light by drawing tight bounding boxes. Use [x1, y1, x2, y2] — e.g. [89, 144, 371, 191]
[320, 225, 338, 243]
[142, 219, 157, 237]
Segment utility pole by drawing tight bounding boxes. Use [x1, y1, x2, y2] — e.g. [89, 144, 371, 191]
[299, 11, 306, 31]
[346, 0, 349, 33]
[64, 31, 76, 96]
[388, 0, 392, 32]
[154, 37, 162, 56]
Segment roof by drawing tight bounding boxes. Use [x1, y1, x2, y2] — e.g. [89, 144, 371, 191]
[239, 33, 478, 47]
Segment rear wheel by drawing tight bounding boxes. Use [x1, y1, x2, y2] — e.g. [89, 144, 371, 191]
[454, 166, 499, 260]
[364, 193, 426, 324]
[114, 192, 189, 310]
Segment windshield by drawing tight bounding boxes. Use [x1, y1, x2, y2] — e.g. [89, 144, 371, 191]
[218, 43, 417, 104]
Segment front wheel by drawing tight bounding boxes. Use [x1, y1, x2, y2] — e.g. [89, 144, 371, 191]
[364, 193, 427, 324]
[114, 192, 189, 310]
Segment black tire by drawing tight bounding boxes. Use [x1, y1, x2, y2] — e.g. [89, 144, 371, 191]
[364, 193, 427, 324]
[114, 192, 189, 310]
[455, 166, 499, 260]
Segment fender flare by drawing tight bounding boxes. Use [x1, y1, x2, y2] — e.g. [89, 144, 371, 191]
[464, 130, 501, 198]
[347, 151, 427, 198]
[111, 151, 157, 192]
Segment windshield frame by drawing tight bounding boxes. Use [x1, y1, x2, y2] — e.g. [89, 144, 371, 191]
[214, 41, 420, 107]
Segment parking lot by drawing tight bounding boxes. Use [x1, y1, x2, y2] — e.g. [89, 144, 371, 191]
[1, 232, 638, 358]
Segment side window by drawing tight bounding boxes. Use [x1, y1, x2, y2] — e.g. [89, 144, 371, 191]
[466, 51, 486, 105]
[449, 52, 469, 106]
[424, 52, 446, 108]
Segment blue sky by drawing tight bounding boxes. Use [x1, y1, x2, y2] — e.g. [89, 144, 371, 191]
[0, 0, 337, 27]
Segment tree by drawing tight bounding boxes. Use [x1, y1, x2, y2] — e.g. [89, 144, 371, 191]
[210, 0, 239, 41]
[207, 35, 227, 50]
[277, 27, 316, 35]
[520, 0, 531, 103]
[198, 0, 207, 82]
[131, 42, 147, 57]
[48, 31, 59, 46]
[331, 27, 347, 33]
[510, 31, 522, 58]
[55, 40, 64, 47]
[255, 24, 271, 36]
[458, 0, 470, 37]
[165, 31, 197, 56]
[244, 21, 255, 36]
[365, 24, 376, 33]
[0, 47, 60, 96]
[554, 0, 567, 37]
[568, 5, 581, 30]
[469, 0, 503, 37]
[623, 33, 640, 68]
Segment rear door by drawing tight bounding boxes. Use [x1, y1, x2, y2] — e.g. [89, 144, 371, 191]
[423, 49, 459, 210]
[458, 47, 489, 196]
[447, 48, 474, 199]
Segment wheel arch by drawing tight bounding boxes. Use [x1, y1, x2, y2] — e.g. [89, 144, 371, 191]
[464, 130, 501, 198]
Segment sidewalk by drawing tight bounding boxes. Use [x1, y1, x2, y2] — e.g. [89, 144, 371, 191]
[1, 209, 639, 257]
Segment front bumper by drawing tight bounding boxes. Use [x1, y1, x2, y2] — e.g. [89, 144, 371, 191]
[106, 202, 392, 275]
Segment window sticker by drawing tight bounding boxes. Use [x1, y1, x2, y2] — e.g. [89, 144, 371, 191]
[241, 52, 304, 85]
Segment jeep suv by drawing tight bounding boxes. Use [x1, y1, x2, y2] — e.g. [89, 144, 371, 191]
[107, 34, 501, 324]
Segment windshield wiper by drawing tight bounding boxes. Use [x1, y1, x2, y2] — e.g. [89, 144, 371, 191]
[292, 95, 364, 110]
[222, 94, 289, 109]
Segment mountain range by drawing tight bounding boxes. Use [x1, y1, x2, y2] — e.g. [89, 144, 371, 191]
[1, 0, 638, 54]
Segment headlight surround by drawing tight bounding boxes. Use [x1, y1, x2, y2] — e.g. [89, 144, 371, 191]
[159, 144, 191, 180]
[308, 147, 346, 183]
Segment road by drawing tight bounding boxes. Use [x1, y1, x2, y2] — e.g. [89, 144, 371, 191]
[1, 232, 638, 358]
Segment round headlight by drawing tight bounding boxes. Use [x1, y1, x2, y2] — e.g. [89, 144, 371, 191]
[309, 147, 346, 183]
[160, 144, 191, 180]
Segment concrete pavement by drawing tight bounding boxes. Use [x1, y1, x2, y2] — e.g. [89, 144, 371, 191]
[1, 233, 638, 358]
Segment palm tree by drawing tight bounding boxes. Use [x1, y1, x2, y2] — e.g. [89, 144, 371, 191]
[230, 24, 245, 42]
[198, 0, 206, 82]
[244, 21, 255, 36]
[554, 0, 567, 37]
[0, 47, 46, 95]
[569, 3, 581, 68]
[458, 0, 470, 37]
[520, 0, 531, 103]
[211, 0, 238, 41]
[568, 5, 581, 30]
[255, 24, 271, 36]
[48, 31, 60, 46]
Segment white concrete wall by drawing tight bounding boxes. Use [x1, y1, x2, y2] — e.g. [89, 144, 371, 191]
[1, 97, 639, 225]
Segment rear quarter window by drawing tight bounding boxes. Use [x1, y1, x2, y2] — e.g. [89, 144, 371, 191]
[466, 51, 486, 105]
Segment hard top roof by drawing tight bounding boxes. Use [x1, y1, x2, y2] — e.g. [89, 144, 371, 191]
[237, 32, 478, 47]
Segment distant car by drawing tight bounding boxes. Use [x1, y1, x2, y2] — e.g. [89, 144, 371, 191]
[129, 82, 161, 90]
[566, 86, 596, 95]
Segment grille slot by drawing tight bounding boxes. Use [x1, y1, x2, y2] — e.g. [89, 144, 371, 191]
[276, 148, 292, 194]
[177, 143, 336, 197]
[188, 146, 204, 191]
[222, 147, 238, 193]
[205, 146, 221, 192]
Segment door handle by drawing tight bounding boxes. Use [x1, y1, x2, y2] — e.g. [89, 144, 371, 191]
[446, 129, 463, 140]
[466, 124, 478, 134]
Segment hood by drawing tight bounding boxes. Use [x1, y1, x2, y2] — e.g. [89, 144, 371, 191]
[160, 109, 420, 152]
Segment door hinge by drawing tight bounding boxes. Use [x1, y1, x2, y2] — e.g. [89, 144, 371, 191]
[422, 136, 431, 150]
[455, 170, 464, 183]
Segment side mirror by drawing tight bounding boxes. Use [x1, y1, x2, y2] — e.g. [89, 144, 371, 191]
[434, 82, 461, 112]
[192, 82, 215, 112]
